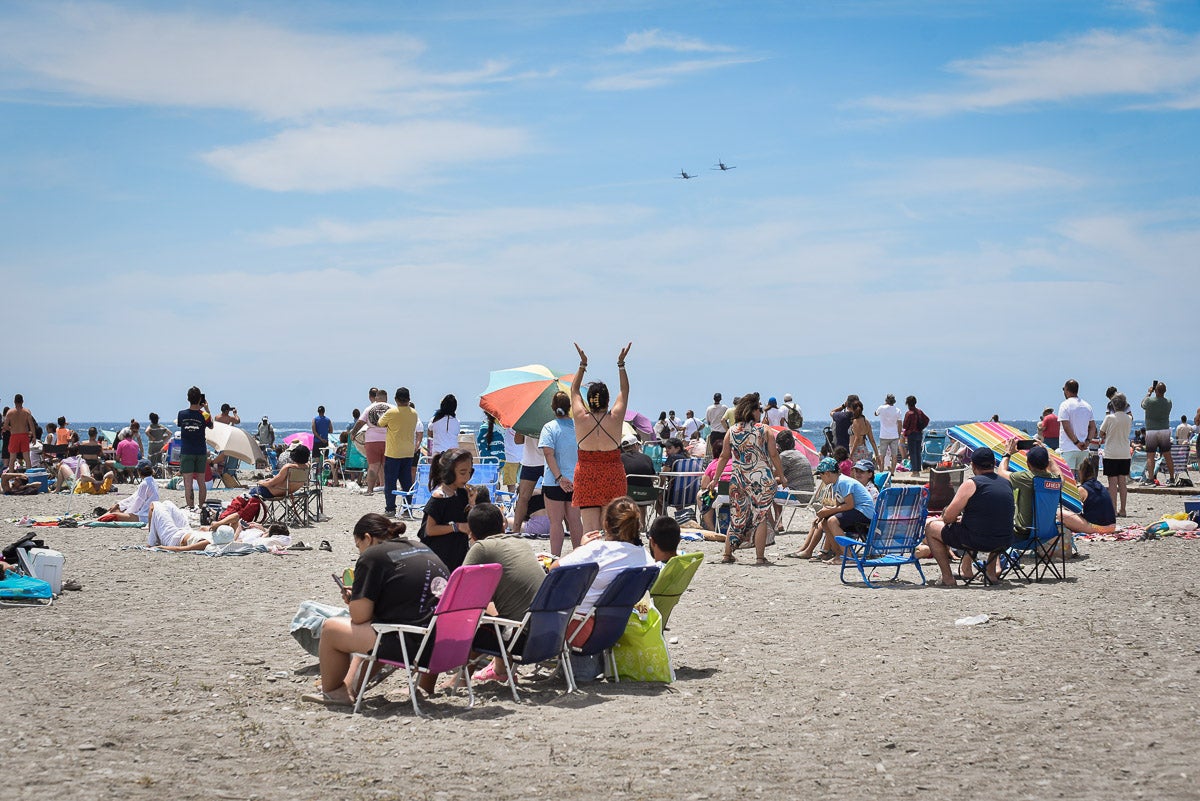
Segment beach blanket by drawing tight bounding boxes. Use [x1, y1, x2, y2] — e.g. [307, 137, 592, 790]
[83, 521, 146, 528]
[290, 600, 350, 656]
[9, 515, 83, 527]
[120, 543, 291, 557]
[1076, 522, 1200, 542]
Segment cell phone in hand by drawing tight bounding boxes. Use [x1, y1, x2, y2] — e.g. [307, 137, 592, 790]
[1015, 438, 1036, 450]
[331, 572, 345, 590]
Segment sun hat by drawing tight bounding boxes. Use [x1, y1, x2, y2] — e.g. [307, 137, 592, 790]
[853, 459, 876, 472]
[212, 525, 236, 545]
[816, 457, 839, 474]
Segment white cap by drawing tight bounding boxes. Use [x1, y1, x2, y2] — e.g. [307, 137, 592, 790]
[783, 393, 793, 402]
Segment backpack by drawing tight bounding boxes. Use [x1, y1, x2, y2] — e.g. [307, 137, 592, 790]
[785, 403, 804, 430]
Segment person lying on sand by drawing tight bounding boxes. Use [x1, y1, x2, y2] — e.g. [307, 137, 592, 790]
[2, 471, 40, 495]
[146, 500, 235, 551]
[98, 462, 158, 522]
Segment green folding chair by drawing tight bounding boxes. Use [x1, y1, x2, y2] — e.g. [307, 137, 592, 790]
[649, 551, 704, 630]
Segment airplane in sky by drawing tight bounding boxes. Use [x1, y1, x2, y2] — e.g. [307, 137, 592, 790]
[676, 170, 698, 179]
[713, 160, 736, 171]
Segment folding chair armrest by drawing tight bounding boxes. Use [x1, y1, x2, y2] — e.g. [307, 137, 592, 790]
[833, 535, 862, 549]
[479, 614, 521, 630]
[370, 622, 428, 636]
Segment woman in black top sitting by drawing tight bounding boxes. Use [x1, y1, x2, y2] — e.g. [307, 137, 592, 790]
[303, 513, 448, 706]
[1077, 457, 1117, 531]
[417, 448, 478, 570]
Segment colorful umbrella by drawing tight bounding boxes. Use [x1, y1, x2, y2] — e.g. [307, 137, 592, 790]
[284, 432, 314, 450]
[946, 421, 1082, 512]
[624, 410, 654, 436]
[479, 364, 576, 437]
[768, 425, 820, 467]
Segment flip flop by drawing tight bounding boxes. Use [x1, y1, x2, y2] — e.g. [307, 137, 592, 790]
[300, 690, 353, 707]
[288, 542, 313, 551]
[318, 540, 332, 552]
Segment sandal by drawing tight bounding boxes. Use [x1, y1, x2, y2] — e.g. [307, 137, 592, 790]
[300, 689, 353, 707]
[719, 555, 737, 564]
[472, 662, 510, 684]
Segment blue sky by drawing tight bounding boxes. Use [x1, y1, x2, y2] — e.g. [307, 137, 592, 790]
[3, 0, 1199, 424]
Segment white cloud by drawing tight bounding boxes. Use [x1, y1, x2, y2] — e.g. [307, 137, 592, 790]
[0, 2, 504, 119]
[201, 121, 530, 192]
[588, 57, 760, 91]
[865, 157, 1087, 196]
[857, 27, 1200, 115]
[612, 29, 735, 54]
[258, 204, 654, 246]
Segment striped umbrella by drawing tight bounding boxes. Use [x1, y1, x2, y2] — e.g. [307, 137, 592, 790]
[479, 364, 577, 437]
[946, 421, 1083, 511]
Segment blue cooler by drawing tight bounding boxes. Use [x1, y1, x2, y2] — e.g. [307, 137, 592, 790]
[24, 468, 51, 493]
[1185, 497, 1200, 517]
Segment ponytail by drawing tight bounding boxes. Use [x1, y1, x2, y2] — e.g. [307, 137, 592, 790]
[602, 496, 642, 546]
[353, 512, 407, 543]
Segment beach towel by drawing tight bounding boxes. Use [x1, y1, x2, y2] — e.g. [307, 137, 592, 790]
[119, 543, 288, 557]
[83, 521, 146, 528]
[290, 600, 350, 656]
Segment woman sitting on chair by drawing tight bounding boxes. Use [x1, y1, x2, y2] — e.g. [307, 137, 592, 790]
[303, 513, 449, 707]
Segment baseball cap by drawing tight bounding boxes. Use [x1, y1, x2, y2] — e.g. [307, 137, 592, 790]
[620, 432, 639, 448]
[970, 448, 996, 469]
[853, 459, 876, 472]
[783, 394, 792, 402]
[768, 397, 777, 404]
[816, 457, 839, 473]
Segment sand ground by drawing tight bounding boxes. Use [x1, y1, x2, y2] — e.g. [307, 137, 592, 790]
[2, 479, 1198, 801]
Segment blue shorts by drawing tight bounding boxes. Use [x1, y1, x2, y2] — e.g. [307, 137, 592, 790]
[834, 508, 872, 534]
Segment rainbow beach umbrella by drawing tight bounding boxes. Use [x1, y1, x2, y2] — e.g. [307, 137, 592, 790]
[945, 421, 1083, 511]
[479, 364, 577, 437]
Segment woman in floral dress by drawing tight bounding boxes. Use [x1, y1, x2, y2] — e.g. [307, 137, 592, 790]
[711, 393, 787, 565]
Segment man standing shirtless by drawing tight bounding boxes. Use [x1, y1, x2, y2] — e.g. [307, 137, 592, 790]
[3, 395, 36, 472]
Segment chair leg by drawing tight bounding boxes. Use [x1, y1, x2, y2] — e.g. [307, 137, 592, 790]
[561, 645, 577, 693]
[463, 666, 475, 709]
[352, 656, 372, 714]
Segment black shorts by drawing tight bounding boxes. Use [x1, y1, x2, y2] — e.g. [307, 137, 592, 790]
[1102, 458, 1130, 477]
[941, 521, 1010, 553]
[834, 508, 872, 534]
[543, 485, 573, 503]
[519, 465, 545, 483]
[374, 630, 433, 667]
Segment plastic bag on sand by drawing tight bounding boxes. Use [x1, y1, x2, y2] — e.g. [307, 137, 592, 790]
[955, 614, 990, 626]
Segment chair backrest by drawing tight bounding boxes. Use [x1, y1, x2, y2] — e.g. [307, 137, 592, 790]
[42, 444, 67, 461]
[664, 458, 704, 508]
[861, 486, 929, 558]
[1170, 443, 1192, 471]
[78, 444, 102, 462]
[344, 443, 367, 471]
[575, 565, 661, 656]
[642, 443, 665, 472]
[518, 563, 600, 663]
[624, 474, 662, 506]
[649, 552, 704, 629]
[471, 461, 500, 498]
[281, 464, 310, 495]
[1029, 476, 1064, 542]
[412, 462, 433, 507]
[423, 563, 503, 674]
[874, 471, 891, 491]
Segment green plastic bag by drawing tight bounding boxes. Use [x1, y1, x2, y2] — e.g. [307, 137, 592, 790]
[607, 607, 674, 683]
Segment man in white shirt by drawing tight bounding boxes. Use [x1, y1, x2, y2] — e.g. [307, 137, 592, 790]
[705, 393, 729, 458]
[1057, 379, 1096, 472]
[682, 410, 703, 440]
[874, 394, 903, 472]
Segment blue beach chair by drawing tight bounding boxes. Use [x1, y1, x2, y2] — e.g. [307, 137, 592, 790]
[394, 462, 432, 518]
[1003, 476, 1067, 582]
[567, 565, 661, 687]
[836, 486, 929, 588]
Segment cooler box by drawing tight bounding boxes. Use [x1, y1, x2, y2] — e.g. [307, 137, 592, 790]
[24, 469, 52, 493]
[28, 548, 64, 595]
[1185, 497, 1200, 517]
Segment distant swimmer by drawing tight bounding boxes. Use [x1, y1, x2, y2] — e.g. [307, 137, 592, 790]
[713, 160, 736, 171]
[676, 170, 698, 180]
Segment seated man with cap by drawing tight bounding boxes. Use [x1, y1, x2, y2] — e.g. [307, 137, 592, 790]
[923, 447, 1014, 586]
[997, 439, 1104, 558]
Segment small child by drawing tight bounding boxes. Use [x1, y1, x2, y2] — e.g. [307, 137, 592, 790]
[833, 446, 852, 476]
[648, 517, 681, 563]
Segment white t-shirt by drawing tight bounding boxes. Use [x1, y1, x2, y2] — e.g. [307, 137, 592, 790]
[876, 404, 902, 439]
[556, 540, 655, 614]
[1099, 413, 1133, 460]
[521, 436, 546, 468]
[502, 427, 522, 462]
[358, 402, 391, 444]
[118, 477, 160, 522]
[429, 415, 458, 455]
[706, 404, 729, 433]
[764, 408, 785, 427]
[683, 417, 703, 439]
[1057, 397, 1095, 454]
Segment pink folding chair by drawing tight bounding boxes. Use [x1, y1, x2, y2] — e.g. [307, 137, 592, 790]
[351, 563, 502, 715]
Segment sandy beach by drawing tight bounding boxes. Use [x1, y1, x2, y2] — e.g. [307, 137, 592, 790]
[3, 478, 1198, 801]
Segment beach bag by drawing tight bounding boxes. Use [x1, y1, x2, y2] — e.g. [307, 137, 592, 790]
[607, 607, 673, 683]
[0, 572, 53, 603]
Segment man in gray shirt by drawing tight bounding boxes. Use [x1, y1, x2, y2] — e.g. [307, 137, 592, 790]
[1141, 381, 1174, 484]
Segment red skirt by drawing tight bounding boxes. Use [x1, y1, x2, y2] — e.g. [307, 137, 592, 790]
[572, 449, 628, 509]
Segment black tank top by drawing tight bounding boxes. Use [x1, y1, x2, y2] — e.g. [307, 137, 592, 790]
[960, 472, 1015, 544]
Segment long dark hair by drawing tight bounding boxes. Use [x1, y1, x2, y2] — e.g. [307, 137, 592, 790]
[484, 412, 496, 444]
[432, 394, 458, 424]
[430, 448, 473, 490]
[352, 512, 407, 543]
